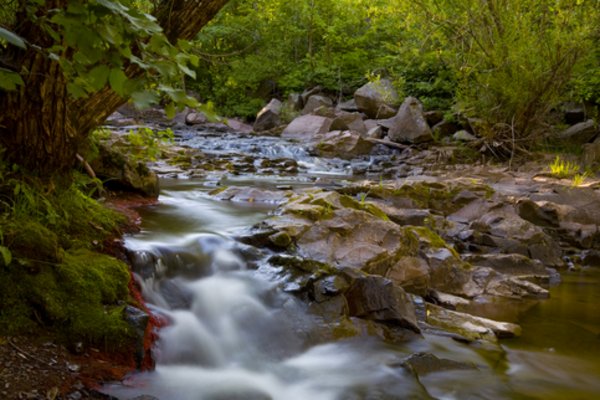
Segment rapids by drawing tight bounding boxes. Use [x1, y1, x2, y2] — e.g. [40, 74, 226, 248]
[103, 129, 600, 400]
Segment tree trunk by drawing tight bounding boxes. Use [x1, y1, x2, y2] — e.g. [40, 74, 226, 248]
[0, 0, 228, 175]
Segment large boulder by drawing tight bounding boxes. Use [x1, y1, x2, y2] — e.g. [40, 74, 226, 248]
[330, 112, 368, 135]
[254, 98, 282, 132]
[281, 115, 333, 141]
[554, 119, 598, 145]
[302, 95, 333, 115]
[312, 130, 374, 159]
[450, 200, 564, 268]
[387, 97, 433, 144]
[256, 190, 473, 297]
[354, 79, 399, 119]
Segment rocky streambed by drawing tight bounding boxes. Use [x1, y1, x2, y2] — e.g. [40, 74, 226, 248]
[98, 118, 600, 399]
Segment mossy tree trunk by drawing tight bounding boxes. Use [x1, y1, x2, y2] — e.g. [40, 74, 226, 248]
[0, 0, 228, 175]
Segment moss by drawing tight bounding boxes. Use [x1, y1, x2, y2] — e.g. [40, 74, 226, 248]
[0, 249, 133, 348]
[209, 186, 229, 196]
[407, 226, 461, 259]
[0, 175, 134, 348]
[2, 220, 63, 263]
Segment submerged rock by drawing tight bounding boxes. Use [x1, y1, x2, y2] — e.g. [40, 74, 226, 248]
[399, 352, 477, 376]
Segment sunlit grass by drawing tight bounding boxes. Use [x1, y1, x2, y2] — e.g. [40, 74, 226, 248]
[549, 156, 579, 179]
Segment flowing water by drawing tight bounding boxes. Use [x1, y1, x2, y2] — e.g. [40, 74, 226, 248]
[104, 130, 600, 399]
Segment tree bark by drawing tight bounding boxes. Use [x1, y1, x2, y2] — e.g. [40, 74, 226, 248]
[0, 0, 228, 175]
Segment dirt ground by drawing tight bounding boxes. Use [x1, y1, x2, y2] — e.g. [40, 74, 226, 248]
[0, 335, 132, 399]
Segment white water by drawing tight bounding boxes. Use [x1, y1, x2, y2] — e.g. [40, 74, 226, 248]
[103, 176, 600, 400]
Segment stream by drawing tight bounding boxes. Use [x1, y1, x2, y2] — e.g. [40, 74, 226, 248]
[103, 128, 600, 399]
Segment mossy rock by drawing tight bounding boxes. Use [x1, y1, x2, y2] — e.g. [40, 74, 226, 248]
[0, 249, 133, 348]
[2, 220, 63, 263]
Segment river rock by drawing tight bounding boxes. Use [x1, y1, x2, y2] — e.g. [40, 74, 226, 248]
[423, 110, 444, 127]
[465, 203, 564, 268]
[367, 125, 384, 139]
[464, 253, 548, 278]
[210, 186, 290, 204]
[354, 79, 399, 119]
[344, 274, 420, 332]
[425, 303, 522, 342]
[226, 118, 254, 134]
[516, 199, 560, 228]
[387, 97, 433, 144]
[385, 256, 430, 295]
[300, 86, 323, 105]
[282, 115, 333, 141]
[399, 352, 476, 376]
[91, 143, 159, 197]
[432, 119, 459, 139]
[471, 267, 549, 299]
[453, 130, 477, 142]
[337, 98, 360, 112]
[185, 111, 208, 125]
[254, 98, 282, 131]
[428, 290, 470, 309]
[261, 191, 475, 298]
[554, 119, 598, 145]
[330, 112, 368, 135]
[302, 95, 333, 115]
[312, 130, 373, 159]
[287, 93, 303, 111]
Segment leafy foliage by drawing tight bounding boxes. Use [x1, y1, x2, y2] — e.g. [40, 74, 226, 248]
[0, 0, 202, 110]
[190, 0, 456, 117]
[416, 0, 599, 141]
[549, 156, 580, 178]
[126, 126, 174, 161]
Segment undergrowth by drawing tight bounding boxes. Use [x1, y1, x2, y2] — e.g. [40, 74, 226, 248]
[549, 156, 580, 179]
[0, 161, 134, 349]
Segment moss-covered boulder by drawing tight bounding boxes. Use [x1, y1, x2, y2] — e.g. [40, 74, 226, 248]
[256, 190, 474, 297]
[0, 249, 134, 348]
[91, 143, 159, 197]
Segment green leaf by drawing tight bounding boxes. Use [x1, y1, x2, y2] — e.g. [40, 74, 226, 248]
[96, 0, 129, 14]
[67, 82, 88, 98]
[131, 91, 158, 108]
[0, 27, 26, 49]
[87, 64, 110, 90]
[188, 54, 200, 67]
[109, 68, 128, 95]
[0, 246, 12, 266]
[164, 102, 176, 119]
[0, 68, 24, 91]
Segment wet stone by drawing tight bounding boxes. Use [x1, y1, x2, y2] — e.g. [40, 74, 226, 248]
[398, 352, 477, 376]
